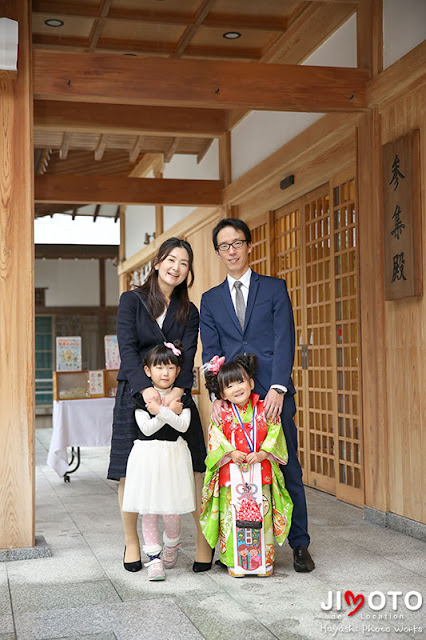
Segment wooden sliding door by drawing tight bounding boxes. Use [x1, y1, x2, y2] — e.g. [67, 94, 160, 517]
[249, 171, 363, 506]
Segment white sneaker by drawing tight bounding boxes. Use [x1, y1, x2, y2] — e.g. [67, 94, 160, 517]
[163, 543, 181, 569]
[145, 558, 165, 581]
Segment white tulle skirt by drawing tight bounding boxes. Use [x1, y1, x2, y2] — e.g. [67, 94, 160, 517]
[122, 437, 196, 515]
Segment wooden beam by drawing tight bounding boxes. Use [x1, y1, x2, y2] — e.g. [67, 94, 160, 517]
[219, 131, 232, 187]
[33, 51, 368, 112]
[33, 2, 289, 30]
[59, 132, 70, 160]
[34, 203, 73, 217]
[35, 175, 223, 206]
[129, 135, 144, 163]
[357, 0, 383, 77]
[93, 203, 101, 222]
[261, 3, 356, 65]
[34, 100, 227, 138]
[88, 0, 112, 53]
[34, 35, 260, 60]
[129, 153, 164, 178]
[227, 2, 357, 129]
[171, 0, 216, 58]
[367, 40, 426, 108]
[35, 244, 118, 259]
[164, 138, 179, 163]
[35, 147, 51, 174]
[203, 14, 288, 31]
[94, 133, 108, 161]
[0, 0, 35, 550]
[154, 167, 164, 238]
[197, 139, 214, 164]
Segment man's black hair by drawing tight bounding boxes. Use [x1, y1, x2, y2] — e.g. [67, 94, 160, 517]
[212, 218, 252, 250]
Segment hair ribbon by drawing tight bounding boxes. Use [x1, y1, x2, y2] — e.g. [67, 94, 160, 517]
[200, 355, 225, 375]
[164, 342, 181, 356]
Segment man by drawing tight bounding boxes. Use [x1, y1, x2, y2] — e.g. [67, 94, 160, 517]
[200, 218, 314, 572]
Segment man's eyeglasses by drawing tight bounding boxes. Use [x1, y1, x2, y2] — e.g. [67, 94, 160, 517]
[217, 239, 248, 253]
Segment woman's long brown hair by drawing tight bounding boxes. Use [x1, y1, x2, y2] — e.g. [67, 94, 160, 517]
[137, 237, 194, 325]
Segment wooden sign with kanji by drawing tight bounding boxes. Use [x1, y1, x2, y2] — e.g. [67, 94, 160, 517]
[382, 129, 422, 300]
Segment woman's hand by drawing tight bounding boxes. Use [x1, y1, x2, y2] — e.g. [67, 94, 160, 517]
[230, 450, 246, 465]
[142, 387, 161, 405]
[246, 450, 268, 465]
[211, 399, 227, 424]
[162, 386, 184, 407]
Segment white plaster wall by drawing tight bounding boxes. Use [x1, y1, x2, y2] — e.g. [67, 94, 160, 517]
[124, 142, 219, 257]
[231, 17, 357, 181]
[105, 258, 120, 307]
[35, 259, 100, 306]
[383, 0, 426, 69]
[125, 205, 155, 258]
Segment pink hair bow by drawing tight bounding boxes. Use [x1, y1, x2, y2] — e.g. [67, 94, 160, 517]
[164, 342, 181, 356]
[201, 355, 225, 375]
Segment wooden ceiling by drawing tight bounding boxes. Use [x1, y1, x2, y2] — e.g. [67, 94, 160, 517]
[32, 0, 359, 218]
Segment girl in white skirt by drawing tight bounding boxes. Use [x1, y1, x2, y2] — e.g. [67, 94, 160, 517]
[122, 341, 196, 581]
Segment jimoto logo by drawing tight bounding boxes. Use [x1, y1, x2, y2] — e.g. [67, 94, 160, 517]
[320, 590, 422, 617]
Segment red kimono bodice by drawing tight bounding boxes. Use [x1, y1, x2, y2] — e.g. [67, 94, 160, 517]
[218, 394, 272, 487]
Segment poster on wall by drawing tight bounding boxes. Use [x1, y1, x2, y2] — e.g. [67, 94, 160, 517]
[104, 335, 120, 370]
[56, 337, 82, 372]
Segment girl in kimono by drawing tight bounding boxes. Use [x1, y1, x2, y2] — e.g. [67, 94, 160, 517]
[200, 354, 293, 577]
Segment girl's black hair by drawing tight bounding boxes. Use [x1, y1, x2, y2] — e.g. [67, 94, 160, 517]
[144, 340, 184, 368]
[205, 354, 257, 399]
[137, 237, 194, 325]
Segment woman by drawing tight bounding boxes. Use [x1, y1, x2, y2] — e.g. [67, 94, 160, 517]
[108, 237, 211, 572]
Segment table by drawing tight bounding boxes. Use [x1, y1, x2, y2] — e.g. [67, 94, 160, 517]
[48, 398, 115, 478]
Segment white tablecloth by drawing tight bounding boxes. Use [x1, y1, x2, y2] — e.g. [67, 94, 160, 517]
[48, 398, 115, 477]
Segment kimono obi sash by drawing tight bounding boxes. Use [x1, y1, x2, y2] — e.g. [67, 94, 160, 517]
[218, 395, 272, 488]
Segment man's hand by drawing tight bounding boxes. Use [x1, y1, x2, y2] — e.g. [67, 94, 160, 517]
[246, 450, 268, 465]
[211, 398, 227, 424]
[142, 387, 161, 405]
[162, 386, 184, 407]
[263, 388, 284, 420]
[230, 450, 246, 465]
[168, 398, 183, 415]
[145, 399, 161, 415]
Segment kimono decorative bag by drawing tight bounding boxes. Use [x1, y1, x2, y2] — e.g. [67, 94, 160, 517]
[235, 468, 263, 529]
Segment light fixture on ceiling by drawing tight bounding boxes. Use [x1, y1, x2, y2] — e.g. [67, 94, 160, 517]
[44, 19, 64, 28]
[223, 31, 241, 40]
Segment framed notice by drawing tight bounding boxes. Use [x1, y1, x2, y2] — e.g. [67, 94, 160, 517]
[382, 130, 423, 300]
[88, 370, 105, 398]
[56, 337, 82, 372]
[192, 366, 200, 395]
[104, 335, 120, 370]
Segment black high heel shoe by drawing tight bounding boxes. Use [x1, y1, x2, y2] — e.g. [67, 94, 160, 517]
[123, 546, 142, 573]
[192, 547, 214, 573]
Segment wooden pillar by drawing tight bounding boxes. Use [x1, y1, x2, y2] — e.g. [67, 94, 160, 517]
[219, 131, 232, 218]
[118, 205, 128, 293]
[357, 0, 383, 77]
[356, 107, 389, 512]
[0, 0, 35, 548]
[154, 167, 164, 238]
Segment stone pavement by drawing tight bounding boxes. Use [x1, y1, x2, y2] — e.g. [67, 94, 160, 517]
[1, 425, 424, 640]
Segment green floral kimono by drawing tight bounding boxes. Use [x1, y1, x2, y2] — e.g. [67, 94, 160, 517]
[200, 396, 293, 568]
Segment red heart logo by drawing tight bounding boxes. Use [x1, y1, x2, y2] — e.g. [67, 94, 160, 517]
[345, 591, 365, 616]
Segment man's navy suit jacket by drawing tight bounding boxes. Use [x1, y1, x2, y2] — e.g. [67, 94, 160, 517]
[200, 271, 296, 397]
